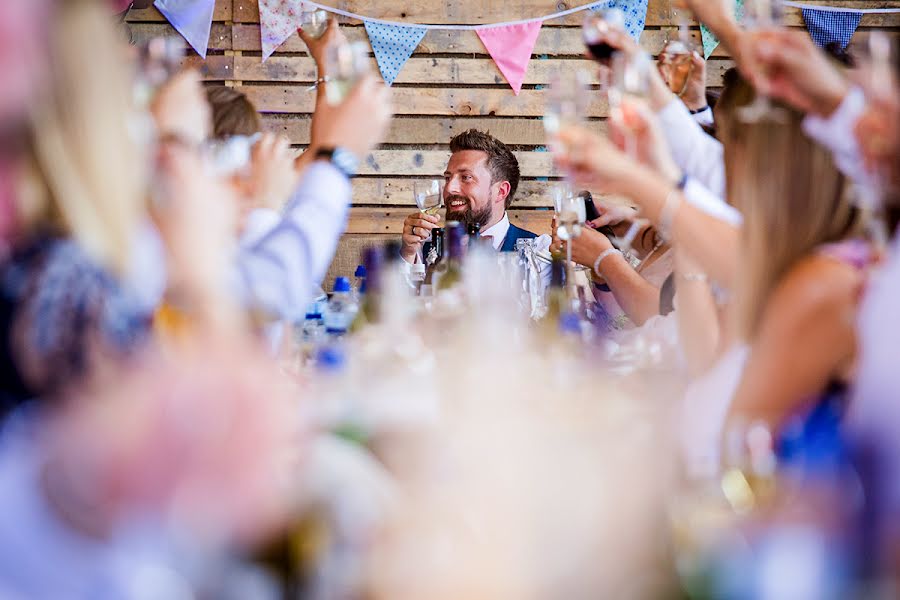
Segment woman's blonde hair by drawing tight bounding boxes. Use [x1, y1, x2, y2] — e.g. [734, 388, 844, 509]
[718, 76, 858, 339]
[18, 0, 146, 275]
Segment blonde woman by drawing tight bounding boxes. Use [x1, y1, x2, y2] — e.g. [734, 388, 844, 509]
[553, 78, 870, 473]
[0, 0, 154, 412]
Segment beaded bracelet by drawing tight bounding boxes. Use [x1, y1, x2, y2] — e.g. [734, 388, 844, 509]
[593, 248, 623, 278]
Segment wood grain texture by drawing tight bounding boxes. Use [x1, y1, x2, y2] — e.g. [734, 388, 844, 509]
[244, 85, 611, 116]
[234, 55, 734, 86]
[262, 114, 609, 145]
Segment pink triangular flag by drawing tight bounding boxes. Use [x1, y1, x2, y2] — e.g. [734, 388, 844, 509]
[258, 0, 306, 61]
[476, 21, 542, 95]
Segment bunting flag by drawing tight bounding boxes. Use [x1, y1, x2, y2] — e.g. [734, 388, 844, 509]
[700, 0, 744, 59]
[259, 0, 305, 61]
[364, 21, 427, 85]
[154, 0, 216, 58]
[600, 0, 650, 42]
[476, 21, 542, 95]
[801, 7, 862, 50]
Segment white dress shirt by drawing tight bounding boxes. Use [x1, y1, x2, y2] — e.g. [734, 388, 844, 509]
[658, 97, 726, 198]
[802, 86, 870, 187]
[233, 162, 350, 322]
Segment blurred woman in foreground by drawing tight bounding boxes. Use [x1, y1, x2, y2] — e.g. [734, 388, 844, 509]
[552, 74, 870, 473]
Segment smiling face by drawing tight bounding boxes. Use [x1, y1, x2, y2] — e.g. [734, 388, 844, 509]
[442, 150, 509, 229]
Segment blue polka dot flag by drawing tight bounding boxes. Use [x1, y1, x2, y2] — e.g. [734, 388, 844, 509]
[801, 7, 862, 50]
[594, 0, 649, 42]
[364, 21, 427, 86]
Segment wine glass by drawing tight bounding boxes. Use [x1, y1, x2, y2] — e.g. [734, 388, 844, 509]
[739, 0, 788, 122]
[324, 41, 370, 105]
[607, 53, 653, 255]
[544, 68, 591, 139]
[414, 179, 443, 216]
[553, 183, 587, 297]
[852, 31, 898, 246]
[413, 179, 444, 263]
[583, 8, 626, 64]
[299, 9, 328, 39]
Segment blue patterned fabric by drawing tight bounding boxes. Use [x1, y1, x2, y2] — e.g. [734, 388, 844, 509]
[596, 0, 649, 42]
[364, 21, 427, 86]
[0, 236, 151, 413]
[801, 7, 862, 50]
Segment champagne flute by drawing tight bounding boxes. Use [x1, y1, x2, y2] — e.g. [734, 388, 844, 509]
[414, 179, 444, 263]
[739, 0, 788, 122]
[324, 41, 370, 105]
[608, 52, 653, 254]
[299, 9, 328, 39]
[658, 2, 695, 97]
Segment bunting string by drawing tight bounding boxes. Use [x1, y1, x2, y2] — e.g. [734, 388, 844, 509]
[783, 2, 900, 14]
[295, 0, 610, 30]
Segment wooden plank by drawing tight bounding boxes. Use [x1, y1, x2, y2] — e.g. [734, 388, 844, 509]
[262, 114, 601, 145]
[243, 85, 611, 117]
[182, 55, 234, 80]
[232, 0, 900, 27]
[354, 150, 558, 177]
[129, 22, 233, 51]
[232, 24, 737, 57]
[345, 207, 553, 235]
[235, 55, 734, 86]
[350, 178, 560, 208]
[126, 0, 232, 22]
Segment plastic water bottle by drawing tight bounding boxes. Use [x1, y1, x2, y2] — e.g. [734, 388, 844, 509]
[352, 265, 367, 302]
[324, 277, 358, 339]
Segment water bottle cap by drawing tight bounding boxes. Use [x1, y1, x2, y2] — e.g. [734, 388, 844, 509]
[559, 313, 581, 335]
[333, 277, 351, 292]
[305, 312, 322, 320]
[316, 346, 345, 370]
[354, 265, 367, 278]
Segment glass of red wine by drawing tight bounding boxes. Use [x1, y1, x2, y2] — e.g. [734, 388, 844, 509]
[583, 8, 626, 64]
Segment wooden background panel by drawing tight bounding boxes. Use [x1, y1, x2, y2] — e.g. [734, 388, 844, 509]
[127, 0, 900, 291]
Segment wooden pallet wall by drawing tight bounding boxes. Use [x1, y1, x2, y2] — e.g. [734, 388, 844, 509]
[127, 1, 900, 287]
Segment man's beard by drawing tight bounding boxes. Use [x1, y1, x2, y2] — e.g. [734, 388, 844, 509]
[444, 195, 492, 229]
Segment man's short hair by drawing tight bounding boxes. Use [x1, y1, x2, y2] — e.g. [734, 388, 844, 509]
[449, 129, 520, 208]
[205, 86, 262, 140]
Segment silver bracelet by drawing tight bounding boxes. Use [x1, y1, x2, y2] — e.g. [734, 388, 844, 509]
[305, 75, 331, 91]
[680, 272, 708, 283]
[658, 187, 683, 242]
[593, 248, 623, 278]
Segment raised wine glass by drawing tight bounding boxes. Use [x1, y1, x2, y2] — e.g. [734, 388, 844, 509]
[739, 0, 788, 122]
[299, 9, 328, 39]
[324, 41, 370, 105]
[413, 179, 444, 263]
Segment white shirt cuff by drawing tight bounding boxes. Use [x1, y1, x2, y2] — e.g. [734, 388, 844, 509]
[684, 178, 743, 227]
[691, 106, 714, 128]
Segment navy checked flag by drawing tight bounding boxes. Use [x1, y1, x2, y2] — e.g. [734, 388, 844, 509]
[801, 7, 862, 50]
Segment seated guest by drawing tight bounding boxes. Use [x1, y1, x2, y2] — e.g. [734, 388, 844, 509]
[400, 130, 551, 262]
[551, 201, 672, 330]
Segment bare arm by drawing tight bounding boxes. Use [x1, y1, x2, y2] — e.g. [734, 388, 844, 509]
[726, 256, 863, 432]
[674, 251, 721, 377]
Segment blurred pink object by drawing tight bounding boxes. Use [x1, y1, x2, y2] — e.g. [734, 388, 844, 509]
[46, 333, 305, 549]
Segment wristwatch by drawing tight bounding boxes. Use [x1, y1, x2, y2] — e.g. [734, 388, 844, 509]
[314, 147, 359, 178]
